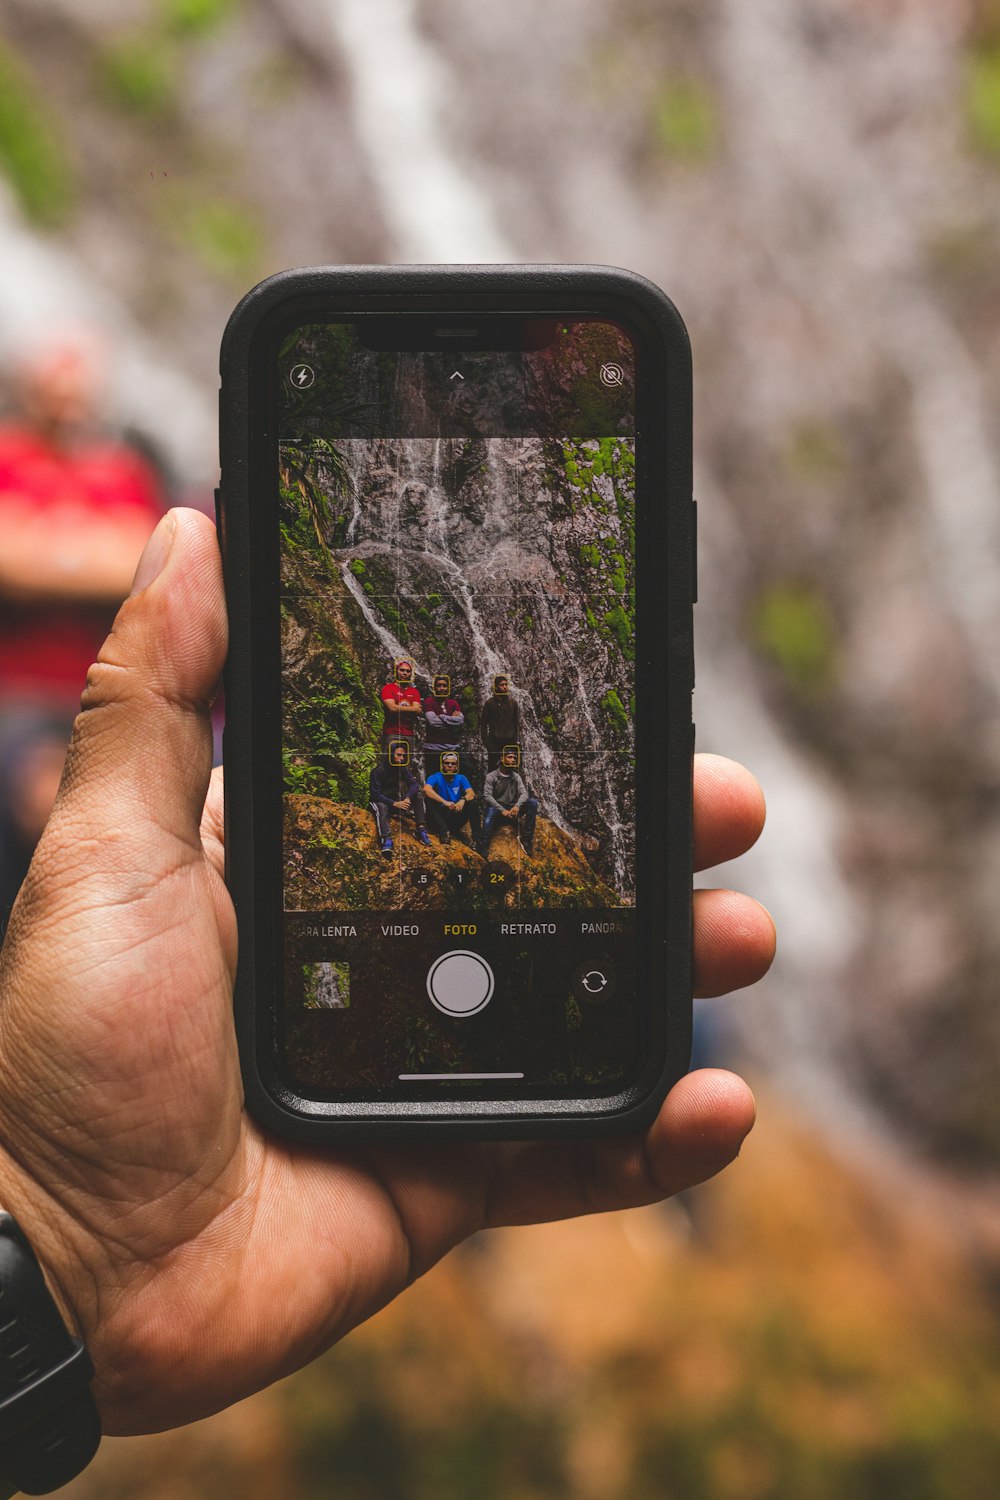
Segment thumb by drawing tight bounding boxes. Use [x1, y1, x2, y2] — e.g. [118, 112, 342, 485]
[39, 506, 227, 889]
[0, 510, 234, 1299]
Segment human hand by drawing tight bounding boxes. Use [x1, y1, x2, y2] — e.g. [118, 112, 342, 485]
[0, 510, 774, 1437]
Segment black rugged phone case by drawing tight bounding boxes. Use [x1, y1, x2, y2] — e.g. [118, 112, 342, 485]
[219, 264, 694, 1142]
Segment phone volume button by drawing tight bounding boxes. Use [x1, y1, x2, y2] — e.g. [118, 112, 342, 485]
[691, 498, 698, 604]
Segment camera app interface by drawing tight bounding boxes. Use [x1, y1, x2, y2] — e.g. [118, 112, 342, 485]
[278, 319, 639, 1098]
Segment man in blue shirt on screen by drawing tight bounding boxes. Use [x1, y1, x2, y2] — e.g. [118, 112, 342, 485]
[423, 750, 481, 849]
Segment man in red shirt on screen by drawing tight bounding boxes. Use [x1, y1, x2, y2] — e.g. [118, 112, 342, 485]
[0, 333, 164, 919]
[379, 658, 423, 745]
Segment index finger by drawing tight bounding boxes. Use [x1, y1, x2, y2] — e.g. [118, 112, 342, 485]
[694, 753, 766, 871]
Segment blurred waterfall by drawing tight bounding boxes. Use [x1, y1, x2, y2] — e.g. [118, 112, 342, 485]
[283, 0, 512, 262]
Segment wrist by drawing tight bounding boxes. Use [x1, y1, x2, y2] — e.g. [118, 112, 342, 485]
[0, 1213, 102, 1492]
[0, 1153, 180, 1434]
[0, 1171, 94, 1350]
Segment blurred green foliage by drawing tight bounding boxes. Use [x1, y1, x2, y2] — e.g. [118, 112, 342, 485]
[634, 1400, 1000, 1500]
[628, 1301, 1000, 1500]
[285, 1343, 569, 1500]
[249, 48, 306, 104]
[162, 0, 239, 38]
[653, 77, 717, 161]
[967, 42, 1000, 158]
[97, 1, 238, 119]
[925, 220, 994, 276]
[785, 419, 846, 482]
[72, 1112, 1000, 1500]
[97, 35, 178, 117]
[173, 193, 263, 279]
[0, 43, 73, 226]
[752, 582, 837, 695]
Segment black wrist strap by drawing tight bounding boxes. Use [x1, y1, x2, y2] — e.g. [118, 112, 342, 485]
[0, 1215, 100, 1495]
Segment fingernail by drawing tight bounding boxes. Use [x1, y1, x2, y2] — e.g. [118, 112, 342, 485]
[130, 513, 176, 597]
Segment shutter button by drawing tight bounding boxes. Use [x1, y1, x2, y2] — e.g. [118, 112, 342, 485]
[426, 951, 495, 1017]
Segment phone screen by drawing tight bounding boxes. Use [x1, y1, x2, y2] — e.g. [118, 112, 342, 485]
[275, 316, 641, 1101]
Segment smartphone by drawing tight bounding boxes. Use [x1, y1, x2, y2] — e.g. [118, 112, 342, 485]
[219, 264, 694, 1141]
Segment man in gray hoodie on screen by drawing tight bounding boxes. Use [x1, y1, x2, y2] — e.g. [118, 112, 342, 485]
[479, 744, 538, 857]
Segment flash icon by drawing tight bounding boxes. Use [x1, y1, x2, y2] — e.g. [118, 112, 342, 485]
[289, 363, 315, 390]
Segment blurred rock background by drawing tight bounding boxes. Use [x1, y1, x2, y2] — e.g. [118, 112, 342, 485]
[1, 0, 999, 1494]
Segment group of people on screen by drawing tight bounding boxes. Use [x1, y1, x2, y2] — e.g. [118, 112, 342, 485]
[368, 659, 539, 860]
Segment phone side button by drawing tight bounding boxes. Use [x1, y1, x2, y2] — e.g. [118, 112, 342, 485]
[691, 498, 698, 604]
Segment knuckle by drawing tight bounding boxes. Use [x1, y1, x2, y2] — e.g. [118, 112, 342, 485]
[79, 654, 131, 716]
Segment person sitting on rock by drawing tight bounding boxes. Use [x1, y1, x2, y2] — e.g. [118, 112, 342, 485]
[423, 750, 480, 848]
[480, 745, 538, 857]
[422, 673, 465, 779]
[379, 658, 423, 746]
[480, 673, 520, 772]
[369, 740, 431, 856]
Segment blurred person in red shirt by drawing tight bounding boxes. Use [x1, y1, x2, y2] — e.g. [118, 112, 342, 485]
[0, 333, 164, 918]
